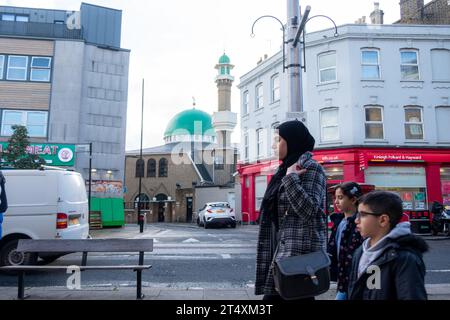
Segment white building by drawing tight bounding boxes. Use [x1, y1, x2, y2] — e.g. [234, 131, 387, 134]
[237, 23, 450, 227]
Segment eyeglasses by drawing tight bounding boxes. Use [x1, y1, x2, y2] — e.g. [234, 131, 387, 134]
[356, 211, 385, 219]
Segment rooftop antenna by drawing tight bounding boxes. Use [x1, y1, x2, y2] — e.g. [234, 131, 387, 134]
[192, 97, 196, 109]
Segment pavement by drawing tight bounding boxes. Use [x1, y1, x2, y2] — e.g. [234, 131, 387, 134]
[0, 223, 449, 300]
[0, 283, 449, 300]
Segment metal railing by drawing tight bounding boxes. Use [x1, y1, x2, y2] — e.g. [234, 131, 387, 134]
[0, 21, 83, 40]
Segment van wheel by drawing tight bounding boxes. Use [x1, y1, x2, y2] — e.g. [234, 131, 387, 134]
[0, 239, 38, 267]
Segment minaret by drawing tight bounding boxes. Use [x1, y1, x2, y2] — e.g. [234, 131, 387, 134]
[213, 53, 237, 146]
[212, 53, 237, 184]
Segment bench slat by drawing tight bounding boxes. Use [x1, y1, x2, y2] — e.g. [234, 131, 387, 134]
[0, 265, 152, 271]
[17, 239, 153, 253]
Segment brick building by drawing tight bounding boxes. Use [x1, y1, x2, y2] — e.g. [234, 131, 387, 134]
[398, 0, 450, 24]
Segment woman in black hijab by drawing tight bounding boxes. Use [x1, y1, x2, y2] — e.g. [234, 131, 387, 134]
[254, 120, 328, 301]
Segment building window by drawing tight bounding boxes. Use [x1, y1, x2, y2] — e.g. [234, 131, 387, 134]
[441, 167, 450, 208]
[7, 56, 28, 81]
[244, 133, 249, 160]
[255, 176, 267, 211]
[270, 122, 280, 156]
[361, 49, 380, 79]
[1, 110, 48, 137]
[1, 14, 15, 21]
[366, 167, 427, 211]
[320, 108, 339, 142]
[257, 128, 264, 159]
[271, 74, 280, 102]
[318, 51, 337, 83]
[243, 91, 249, 115]
[30, 57, 52, 82]
[15, 15, 29, 22]
[0, 55, 4, 80]
[1, 14, 29, 22]
[147, 159, 156, 177]
[135, 159, 145, 178]
[404, 106, 424, 140]
[400, 50, 420, 80]
[214, 155, 224, 170]
[436, 106, 450, 142]
[431, 49, 450, 81]
[365, 106, 384, 139]
[256, 83, 263, 110]
[159, 158, 168, 177]
[54, 20, 65, 25]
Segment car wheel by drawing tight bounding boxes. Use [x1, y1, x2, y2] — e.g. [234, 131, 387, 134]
[204, 219, 209, 229]
[197, 218, 200, 226]
[230, 222, 236, 229]
[0, 239, 38, 267]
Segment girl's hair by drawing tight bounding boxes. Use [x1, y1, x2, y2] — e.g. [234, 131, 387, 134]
[335, 182, 363, 206]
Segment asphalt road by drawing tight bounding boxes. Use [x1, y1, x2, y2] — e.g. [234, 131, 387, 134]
[0, 224, 448, 288]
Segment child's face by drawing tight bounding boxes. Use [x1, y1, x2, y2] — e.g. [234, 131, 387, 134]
[335, 188, 356, 213]
[356, 203, 387, 239]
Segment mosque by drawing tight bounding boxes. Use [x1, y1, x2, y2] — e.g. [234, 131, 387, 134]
[124, 54, 239, 223]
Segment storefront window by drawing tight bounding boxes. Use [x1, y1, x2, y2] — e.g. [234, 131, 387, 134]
[255, 176, 267, 211]
[323, 164, 344, 181]
[365, 166, 427, 211]
[441, 167, 450, 208]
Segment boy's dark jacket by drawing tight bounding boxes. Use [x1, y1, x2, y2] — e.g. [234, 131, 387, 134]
[348, 233, 429, 300]
[327, 213, 364, 293]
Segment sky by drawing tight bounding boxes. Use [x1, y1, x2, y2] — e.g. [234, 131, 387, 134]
[1, 0, 426, 150]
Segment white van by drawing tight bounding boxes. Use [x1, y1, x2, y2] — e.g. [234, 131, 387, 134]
[0, 169, 90, 266]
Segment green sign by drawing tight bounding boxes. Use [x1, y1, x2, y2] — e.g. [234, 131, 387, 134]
[0, 143, 76, 167]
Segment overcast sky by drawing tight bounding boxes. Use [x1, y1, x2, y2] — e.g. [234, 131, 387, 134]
[2, 0, 426, 150]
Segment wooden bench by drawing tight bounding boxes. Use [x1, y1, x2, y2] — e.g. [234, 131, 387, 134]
[0, 239, 153, 300]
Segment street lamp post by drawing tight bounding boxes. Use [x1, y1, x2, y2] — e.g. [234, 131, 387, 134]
[88, 142, 92, 214]
[251, 2, 337, 123]
[138, 79, 145, 234]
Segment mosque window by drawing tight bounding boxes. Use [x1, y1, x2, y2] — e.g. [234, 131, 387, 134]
[147, 159, 156, 177]
[135, 159, 145, 178]
[159, 158, 169, 177]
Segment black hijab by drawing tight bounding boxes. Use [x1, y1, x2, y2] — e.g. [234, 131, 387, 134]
[260, 120, 315, 226]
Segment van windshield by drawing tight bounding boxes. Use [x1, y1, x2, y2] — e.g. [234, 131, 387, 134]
[60, 174, 88, 202]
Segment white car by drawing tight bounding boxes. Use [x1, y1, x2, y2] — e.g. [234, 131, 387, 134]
[0, 169, 90, 266]
[197, 202, 236, 229]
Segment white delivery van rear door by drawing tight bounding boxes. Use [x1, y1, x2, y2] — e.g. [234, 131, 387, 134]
[2, 170, 59, 240]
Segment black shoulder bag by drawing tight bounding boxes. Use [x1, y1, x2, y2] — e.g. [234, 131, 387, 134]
[272, 246, 331, 300]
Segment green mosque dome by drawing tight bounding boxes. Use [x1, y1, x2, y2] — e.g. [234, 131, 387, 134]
[164, 109, 216, 143]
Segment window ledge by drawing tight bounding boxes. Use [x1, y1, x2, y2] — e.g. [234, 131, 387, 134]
[432, 80, 450, 83]
[364, 140, 389, 144]
[254, 108, 265, 114]
[437, 141, 450, 145]
[318, 141, 343, 146]
[400, 80, 424, 83]
[241, 114, 250, 120]
[317, 81, 340, 87]
[361, 79, 384, 82]
[404, 140, 429, 144]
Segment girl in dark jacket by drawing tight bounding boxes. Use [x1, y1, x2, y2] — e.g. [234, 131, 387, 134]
[255, 120, 327, 301]
[327, 182, 364, 300]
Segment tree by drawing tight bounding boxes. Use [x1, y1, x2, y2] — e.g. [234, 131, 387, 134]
[1, 125, 46, 169]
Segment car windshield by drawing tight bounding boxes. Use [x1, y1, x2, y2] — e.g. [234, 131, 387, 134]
[209, 203, 230, 208]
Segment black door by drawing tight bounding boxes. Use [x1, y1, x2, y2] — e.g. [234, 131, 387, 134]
[158, 203, 165, 222]
[186, 197, 193, 223]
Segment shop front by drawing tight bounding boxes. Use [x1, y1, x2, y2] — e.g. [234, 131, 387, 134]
[239, 147, 450, 226]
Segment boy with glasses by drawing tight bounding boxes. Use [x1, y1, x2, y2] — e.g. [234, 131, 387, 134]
[348, 191, 428, 300]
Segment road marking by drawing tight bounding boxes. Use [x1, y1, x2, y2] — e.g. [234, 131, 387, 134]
[428, 270, 450, 273]
[221, 254, 232, 259]
[182, 238, 200, 243]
